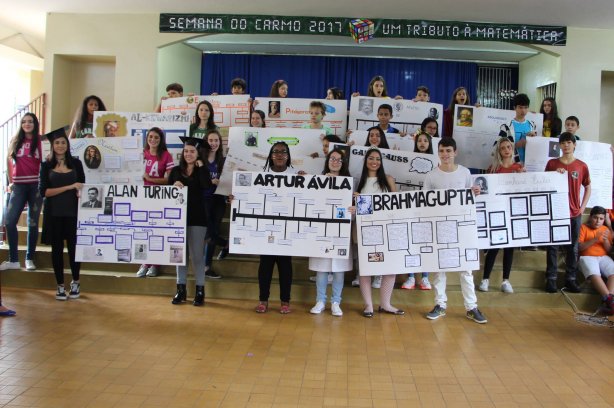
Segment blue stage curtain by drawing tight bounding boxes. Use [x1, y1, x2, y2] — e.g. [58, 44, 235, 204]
[201, 54, 477, 107]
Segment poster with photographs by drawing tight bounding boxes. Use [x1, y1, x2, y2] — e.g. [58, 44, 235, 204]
[251, 98, 348, 136]
[70, 137, 144, 184]
[161, 94, 251, 128]
[452, 105, 543, 170]
[229, 171, 353, 257]
[75, 184, 187, 265]
[330, 143, 438, 191]
[472, 172, 571, 249]
[347, 130, 416, 152]
[348, 96, 443, 137]
[92, 111, 191, 161]
[216, 127, 329, 196]
[355, 189, 480, 276]
[524, 137, 613, 209]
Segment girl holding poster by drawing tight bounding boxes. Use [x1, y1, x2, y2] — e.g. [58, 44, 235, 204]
[269, 80, 288, 98]
[203, 130, 229, 279]
[355, 147, 404, 317]
[136, 127, 174, 278]
[309, 148, 354, 317]
[68, 95, 107, 139]
[189, 101, 218, 139]
[39, 131, 85, 300]
[169, 137, 211, 306]
[479, 137, 524, 294]
[442, 87, 471, 138]
[250, 110, 266, 128]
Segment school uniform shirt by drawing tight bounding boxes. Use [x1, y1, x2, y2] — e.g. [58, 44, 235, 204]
[510, 119, 533, 163]
[423, 165, 472, 190]
[12, 138, 43, 184]
[76, 121, 93, 138]
[143, 150, 174, 186]
[301, 123, 333, 136]
[385, 125, 400, 134]
[189, 125, 219, 139]
[545, 158, 590, 218]
[579, 224, 612, 257]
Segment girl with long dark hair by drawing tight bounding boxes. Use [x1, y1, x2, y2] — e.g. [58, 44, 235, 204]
[69, 95, 106, 138]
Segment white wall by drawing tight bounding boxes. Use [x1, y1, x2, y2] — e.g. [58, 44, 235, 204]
[518, 51, 560, 111]
[157, 42, 202, 101]
[600, 72, 614, 145]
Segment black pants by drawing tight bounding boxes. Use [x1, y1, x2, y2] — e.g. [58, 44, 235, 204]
[204, 195, 228, 267]
[258, 255, 292, 303]
[50, 216, 80, 285]
[483, 248, 514, 280]
[546, 215, 581, 281]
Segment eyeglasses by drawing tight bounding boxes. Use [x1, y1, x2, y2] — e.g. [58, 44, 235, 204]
[328, 157, 343, 163]
[271, 150, 288, 155]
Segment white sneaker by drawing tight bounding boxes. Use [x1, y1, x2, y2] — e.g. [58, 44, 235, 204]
[371, 276, 382, 289]
[310, 301, 326, 314]
[146, 266, 159, 277]
[136, 265, 148, 278]
[0, 261, 20, 270]
[309, 275, 317, 282]
[331, 302, 343, 317]
[56, 285, 68, 301]
[351, 275, 360, 287]
[478, 279, 489, 292]
[25, 260, 36, 271]
[501, 280, 514, 293]
[401, 277, 416, 290]
[327, 273, 333, 285]
[69, 281, 81, 299]
[419, 277, 432, 290]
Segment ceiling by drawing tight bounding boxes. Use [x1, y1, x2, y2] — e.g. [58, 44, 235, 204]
[1, 0, 613, 63]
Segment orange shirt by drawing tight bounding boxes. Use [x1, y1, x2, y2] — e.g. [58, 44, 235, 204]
[579, 224, 612, 257]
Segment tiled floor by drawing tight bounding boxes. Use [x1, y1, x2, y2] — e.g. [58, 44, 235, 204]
[0, 287, 613, 408]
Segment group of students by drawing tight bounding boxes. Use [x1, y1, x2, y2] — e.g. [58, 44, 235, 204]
[1, 75, 612, 320]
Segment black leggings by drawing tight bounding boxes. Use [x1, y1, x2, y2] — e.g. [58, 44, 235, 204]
[483, 248, 514, 280]
[50, 216, 80, 285]
[258, 255, 293, 303]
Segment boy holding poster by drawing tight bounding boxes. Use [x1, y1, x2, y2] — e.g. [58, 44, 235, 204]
[302, 101, 333, 135]
[510, 93, 537, 163]
[544, 132, 591, 293]
[424, 138, 487, 324]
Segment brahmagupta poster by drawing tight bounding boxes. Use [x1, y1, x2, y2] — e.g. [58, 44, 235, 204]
[356, 189, 479, 275]
[76, 184, 187, 265]
[229, 171, 353, 257]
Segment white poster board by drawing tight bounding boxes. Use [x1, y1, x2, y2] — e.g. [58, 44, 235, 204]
[229, 171, 353, 258]
[453, 105, 543, 170]
[524, 137, 613, 209]
[472, 172, 571, 249]
[217, 127, 327, 195]
[76, 184, 187, 265]
[331, 143, 438, 191]
[347, 130, 415, 152]
[70, 137, 144, 184]
[348, 96, 443, 136]
[252, 97, 348, 136]
[356, 189, 480, 275]
[161, 94, 251, 128]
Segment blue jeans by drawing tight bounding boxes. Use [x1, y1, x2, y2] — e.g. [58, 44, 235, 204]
[316, 272, 344, 304]
[4, 184, 42, 262]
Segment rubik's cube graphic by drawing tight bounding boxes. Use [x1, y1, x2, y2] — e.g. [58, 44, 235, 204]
[349, 19, 374, 43]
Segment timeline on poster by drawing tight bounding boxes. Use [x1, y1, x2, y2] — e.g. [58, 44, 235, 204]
[252, 97, 348, 136]
[472, 172, 571, 249]
[161, 94, 251, 128]
[330, 143, 438, 191]
[229, 171, 353, 257]
[355, 188, 480, 275]
[75, 184, 187, 265]
[216, 127, 327, 195]
[524, 137, 613, 209]
[348, 96, 443, 136]
[453, 105, 543, 170]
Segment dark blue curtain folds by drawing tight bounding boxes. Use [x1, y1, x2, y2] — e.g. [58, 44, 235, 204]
[201, 53, 477, 106]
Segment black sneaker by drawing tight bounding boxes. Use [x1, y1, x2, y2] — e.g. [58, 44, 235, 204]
[564, 280, 581, 293]
[466, 308, 488, 324]
[545, 279, 558, 293]
[56, 285, 68, 301]
[217, 247, 229, 260]
[69, 281, 81, 299]
[205, 270, 222, 279]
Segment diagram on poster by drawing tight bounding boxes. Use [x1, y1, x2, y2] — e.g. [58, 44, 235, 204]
[229, 171, 353, 257]
[216, 127, 328, 195]
[524, 137, 612, 209]
[453, 105, 543, 170]
[473, 172, 571, 249]
[251, 98, 348, 136]
[161, 94, 251, 128]
[347, 130, 415, 152]
[70, 137, 144, 184]
[356, 189, 479, 275]
[330, 143, 438, 191]
[75, 184, 187, 265]
[348, 96, 443, 136]
[92, 111, 190, 161]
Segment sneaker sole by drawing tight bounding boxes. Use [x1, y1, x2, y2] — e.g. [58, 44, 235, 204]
[426, 313, 445, 320]
[310, 309, 324, 314]
[56, 296, 68, 301]
[467, 315, 487, 324]
[69, 294, 80, 299]
[332, 312, 343, 317]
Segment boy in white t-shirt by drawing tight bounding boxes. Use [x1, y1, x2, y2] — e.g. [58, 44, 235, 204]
[423, 137, 487, 324]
